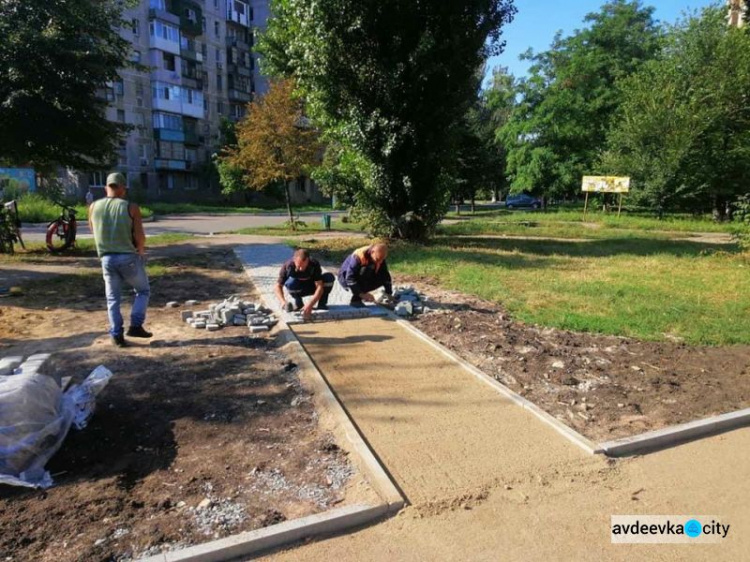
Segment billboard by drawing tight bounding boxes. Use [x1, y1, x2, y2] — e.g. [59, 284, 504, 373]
[0, 168, 37, 194]
[581, 176, 630, 193]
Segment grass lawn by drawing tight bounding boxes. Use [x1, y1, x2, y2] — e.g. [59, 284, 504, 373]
[441, 208, 738, 237]
[234, 218, 365, 236]
[302, 234, 749, 346]
[0, 233, 195, 264]
[15, 194, 335, 223]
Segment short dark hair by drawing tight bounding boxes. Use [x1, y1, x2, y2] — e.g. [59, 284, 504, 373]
[293, 248, 310, 260]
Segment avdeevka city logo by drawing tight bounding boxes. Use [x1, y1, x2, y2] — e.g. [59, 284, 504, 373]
[685, 519, 702, 538]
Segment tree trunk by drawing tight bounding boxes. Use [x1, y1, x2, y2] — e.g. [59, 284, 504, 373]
[713, 195, 727, 222]
[284, 182, 295, 230]
[455, 202, 460, 215]
[471, 195, 475, 214]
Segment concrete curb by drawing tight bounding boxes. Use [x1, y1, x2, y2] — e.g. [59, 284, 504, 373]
[138, 504, 388, 562]
[392, 314, 750, 458]
[599, 407, 750, 457]
[389, 315, 603, 455]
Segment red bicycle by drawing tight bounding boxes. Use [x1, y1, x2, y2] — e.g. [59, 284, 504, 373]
[46, 203, 77, 252]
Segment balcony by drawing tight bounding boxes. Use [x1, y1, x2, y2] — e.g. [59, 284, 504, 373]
[155, 158, 187, 171]
[226, 36, 250, 51]
[183, 130, 200, 146]
[149, 8, 180, 26]
[228, 88, 251, 103]
[170, 0, 203, 36]
[228, 63, 251, 77]
[153, 128, 185, 142]
[226, 0, 250, 27]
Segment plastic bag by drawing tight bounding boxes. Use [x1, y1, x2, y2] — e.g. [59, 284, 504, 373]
[0, 365, 113, 488]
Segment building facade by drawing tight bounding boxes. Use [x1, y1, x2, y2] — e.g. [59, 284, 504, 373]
[62, 0, 326, 205]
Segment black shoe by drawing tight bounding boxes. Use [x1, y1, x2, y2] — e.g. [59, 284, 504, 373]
[350, 299, 365, 309]
[284, 302, 294, 313]
[127, 326, 152, 338]
[111, 334, 128, 347]
[316, 303, 329, 311]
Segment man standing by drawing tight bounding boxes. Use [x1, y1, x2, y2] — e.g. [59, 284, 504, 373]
[89, 172, 151, 347]
[274, 248, 335, 320]
[337, 242, 393, 307]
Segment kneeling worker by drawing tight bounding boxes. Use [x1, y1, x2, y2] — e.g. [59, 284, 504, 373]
[275, 248, 335, 320]
[337, 242, 393, 307]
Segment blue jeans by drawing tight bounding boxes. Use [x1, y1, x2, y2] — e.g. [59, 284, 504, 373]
[101, 253, 150, 337]
[284, 272, 335, 307]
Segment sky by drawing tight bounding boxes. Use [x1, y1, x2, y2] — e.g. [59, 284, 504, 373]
[486, 0, 719, 81]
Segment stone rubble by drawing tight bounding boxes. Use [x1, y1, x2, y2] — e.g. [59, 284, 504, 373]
[378, 285, 431, 318]
[180, 296, 278, 335]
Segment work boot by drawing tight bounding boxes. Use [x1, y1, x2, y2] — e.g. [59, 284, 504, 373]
[126, 325, 153, 338]
[350, 297, 365, 308]
[316, 303, 329, 311]
[111, 334, 128, 347]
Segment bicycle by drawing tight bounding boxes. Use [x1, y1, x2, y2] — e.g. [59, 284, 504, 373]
[0, 200, 25, 254]
[46, 203, 77, 253]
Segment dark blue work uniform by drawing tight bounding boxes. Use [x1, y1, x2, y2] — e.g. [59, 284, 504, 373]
[277, 258, 335, 308]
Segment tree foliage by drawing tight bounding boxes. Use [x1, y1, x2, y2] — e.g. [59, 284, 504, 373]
[602, 5, 750, 219]
[220, 78, 321, 227]
[261, 0, 516, 239]
[500, 1, 661, 199]
[0, 0, 134, 169]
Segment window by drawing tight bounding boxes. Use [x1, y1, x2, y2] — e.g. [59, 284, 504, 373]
[234, 1, 245, 15]
[215, 48, 221, 64]
[89, 172, 107, 187]
[135, 81, 144, 96]
[132, 18, 140, 36]
[152, 82, 181, 102]
[140, 144, 149, 160]
[153, 112, 183, 130]
[202, 43, 207, 58]
[216, 73, 223, 91]
[214, 20, 220, 37]
[217, 101, 224, 115]
[185, 148, 198, 163]
[163, 53, 176, 71]
[202, 17, 206, 32]
[114, 79, 124, 96]
[185, 175, 198, 190]
[150, 0, 166, 9]
[158, 141, 185, 160]
[150, 20, 179, 43]
[249, 55, 254, 70]
[130, 49, 141, 63]
[214, 0, 219, 8]
[117, 109, 126, 123]
[185, 8, 197, 23]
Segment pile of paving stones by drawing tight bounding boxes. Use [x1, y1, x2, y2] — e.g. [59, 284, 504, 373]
[379, 285, 432, 317]
[171, 297, 278, 334]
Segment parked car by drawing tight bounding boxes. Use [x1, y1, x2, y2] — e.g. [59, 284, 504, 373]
[505, 193, 542, 209]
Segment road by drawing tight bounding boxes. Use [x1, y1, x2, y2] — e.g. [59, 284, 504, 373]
[20, 210, 347, 242]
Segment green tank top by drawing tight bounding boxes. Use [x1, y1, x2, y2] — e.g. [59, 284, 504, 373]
[90, 197, 136, 256]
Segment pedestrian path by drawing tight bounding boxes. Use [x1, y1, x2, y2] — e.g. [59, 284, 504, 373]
[234, 244, 388, 325]
[235, 243, 750, 562]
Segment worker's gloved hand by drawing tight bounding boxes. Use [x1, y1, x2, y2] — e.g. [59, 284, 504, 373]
[303, 303, 314, 321]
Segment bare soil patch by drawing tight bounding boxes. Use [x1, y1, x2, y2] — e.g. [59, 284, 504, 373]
[0, 249, 373, 562]
[403, 276, 750, 442]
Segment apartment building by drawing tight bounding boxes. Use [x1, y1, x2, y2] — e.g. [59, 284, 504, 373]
[62, 0, 299, 202]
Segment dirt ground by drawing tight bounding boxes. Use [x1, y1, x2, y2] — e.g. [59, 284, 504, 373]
[401, 276, 750, 442]
[0, 248, 373, 562]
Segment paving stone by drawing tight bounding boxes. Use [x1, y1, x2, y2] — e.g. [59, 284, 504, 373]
[181, 310, 194, 321]
[250, 325, 270, 333]
[185, 300, 200, 306]
[206, 323, 220, 331]
[193, 321, 207, 329]
[166, 301, 179, 308]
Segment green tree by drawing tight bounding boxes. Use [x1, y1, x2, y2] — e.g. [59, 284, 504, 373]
[500, 1, 661, 200]
[0, 0, 134, 169]
[260, 0, 516, 240]
[603, 5, 750, 219]
[220, 79, 321, 229]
